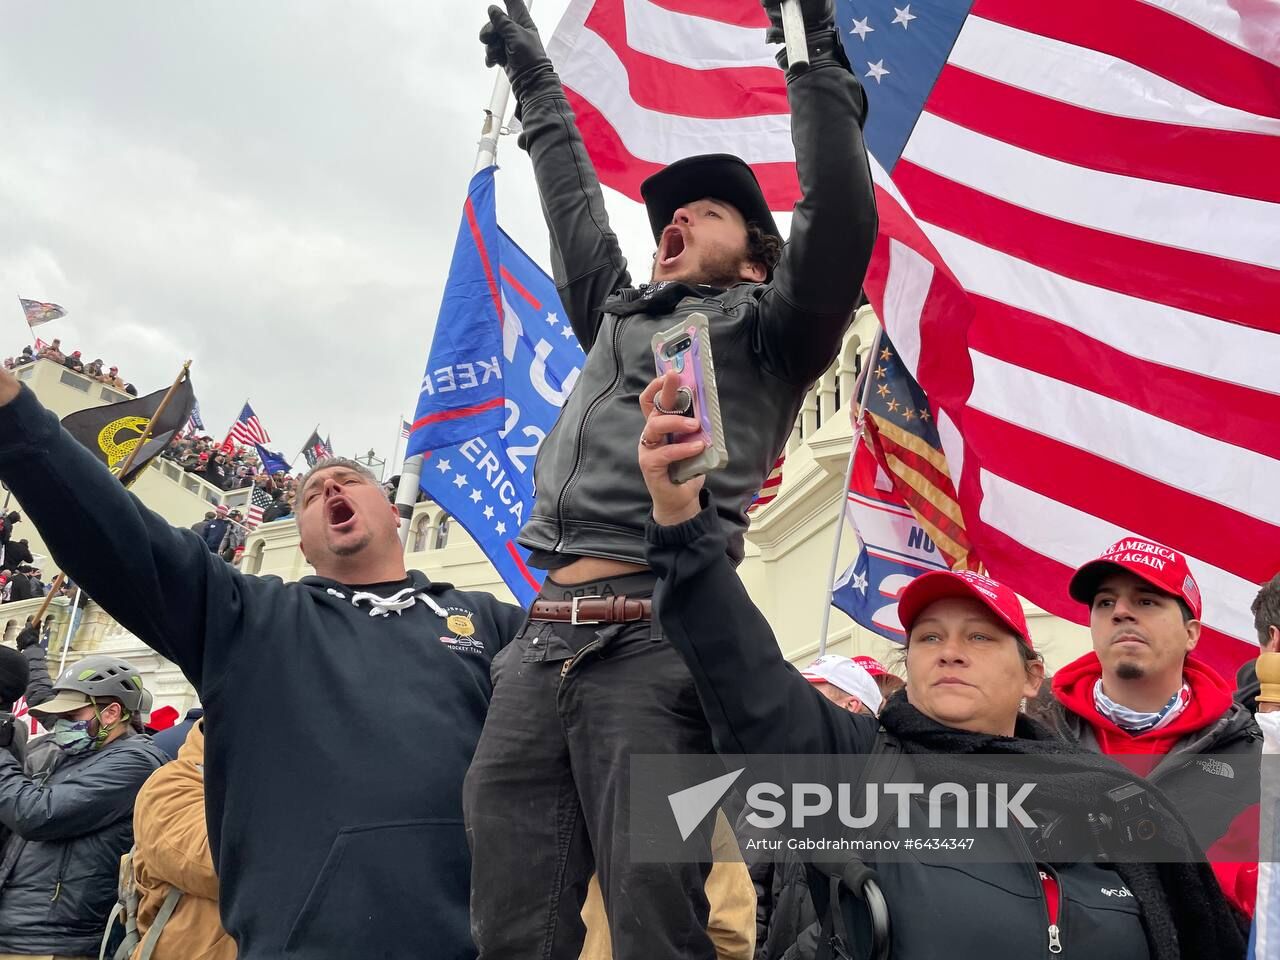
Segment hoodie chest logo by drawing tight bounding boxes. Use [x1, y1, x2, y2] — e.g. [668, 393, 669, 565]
[441, 608, 484, 654]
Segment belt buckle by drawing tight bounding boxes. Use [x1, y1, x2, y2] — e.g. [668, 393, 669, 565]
[570, 596, 604, 626]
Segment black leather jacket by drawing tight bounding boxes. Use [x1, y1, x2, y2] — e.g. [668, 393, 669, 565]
[513, 42, 877, 567]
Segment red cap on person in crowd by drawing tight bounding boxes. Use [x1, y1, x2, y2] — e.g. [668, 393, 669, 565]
[215, 504, 229, 515]
[145, 704, 180, 733]
[898, 570, 1033, 646]
[72, 351, 81, 357]
[1068, 536, 1202, 620]
[852, 655, 888, 677]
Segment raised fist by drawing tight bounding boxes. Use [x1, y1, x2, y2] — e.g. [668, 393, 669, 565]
[479, 0, 550, 86]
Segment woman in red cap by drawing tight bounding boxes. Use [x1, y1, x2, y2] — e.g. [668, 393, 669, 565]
[636, 376, 1246, 960]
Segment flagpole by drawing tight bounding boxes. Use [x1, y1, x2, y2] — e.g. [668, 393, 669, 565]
[31, 360, 192, 628]
[396, 67, 515, 547]
[817, 325, 884, 655]
[56, 586, 83, 676]
[387, 415, 406, 483]
[300, 422, 321, 464]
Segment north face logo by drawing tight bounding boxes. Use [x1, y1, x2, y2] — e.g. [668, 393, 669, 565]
[1195, 758, 1234, 779]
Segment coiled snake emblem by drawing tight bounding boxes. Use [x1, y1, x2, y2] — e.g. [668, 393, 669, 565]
[97, 416, 150, 468]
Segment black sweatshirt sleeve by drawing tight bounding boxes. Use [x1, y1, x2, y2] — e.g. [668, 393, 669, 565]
[0, 386, 259, 693]
[646, 493, 878, 758]
[753, 39, 878, 387]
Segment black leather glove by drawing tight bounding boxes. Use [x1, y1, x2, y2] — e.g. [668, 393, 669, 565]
[760, 0, 835, 44]
[480, 0, 551, 93]
[16, 622, 40, 651]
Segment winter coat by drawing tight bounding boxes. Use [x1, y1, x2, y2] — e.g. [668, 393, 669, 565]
[747, 846, 820, 960]
[512, 42, 876, 568]
[6, 574, 38, 602]
[1051, 653, 1261, 913]
[199, 518, 230, 553]
[151, 709, 204, 763]
[0, 384, 528, 960]
[646, 498, 1170, 960]
[131, 721, 235, 960]
[0, 731, 167, 956]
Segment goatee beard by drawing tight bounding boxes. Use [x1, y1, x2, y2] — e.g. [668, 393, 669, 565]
[1115, 661, 1146, 681]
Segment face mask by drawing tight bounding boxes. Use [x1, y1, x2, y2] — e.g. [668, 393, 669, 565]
[52, 718, 96, 755]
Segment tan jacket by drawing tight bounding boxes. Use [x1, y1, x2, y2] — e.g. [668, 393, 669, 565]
[131, 723, 236, 960]
[579, 811, 754, 960]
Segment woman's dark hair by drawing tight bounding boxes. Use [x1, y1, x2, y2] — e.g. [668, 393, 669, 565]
[746, 223, 783, 274]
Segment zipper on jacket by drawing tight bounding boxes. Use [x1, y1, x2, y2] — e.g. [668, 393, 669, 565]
[1041, 863, 1064, 955]
[552, 317, 627, 552]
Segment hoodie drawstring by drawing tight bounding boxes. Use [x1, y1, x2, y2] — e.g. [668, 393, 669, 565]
[345, 585, 451, 619]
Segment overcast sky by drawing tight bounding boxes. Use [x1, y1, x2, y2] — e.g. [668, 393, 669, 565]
[0, 1, 660, 470]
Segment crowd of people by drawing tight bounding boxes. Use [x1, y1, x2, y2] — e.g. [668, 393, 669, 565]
[5, 339, 136, 395]
[0, 1, 1269, 959]
[0, 511, 45, 606]
[160, 435, 294, 494]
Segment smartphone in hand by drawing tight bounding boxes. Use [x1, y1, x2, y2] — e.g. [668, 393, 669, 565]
[651, 313, 729, 483]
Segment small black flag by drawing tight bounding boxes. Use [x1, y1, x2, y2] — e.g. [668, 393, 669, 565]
[301, 429, 331, 468]
[61, 376, 196, 485]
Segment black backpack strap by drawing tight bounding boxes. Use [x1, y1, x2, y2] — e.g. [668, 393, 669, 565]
[814, 729, 901, 960]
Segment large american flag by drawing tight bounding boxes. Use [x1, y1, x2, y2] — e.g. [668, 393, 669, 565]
[223, 402, 271, 451]
[546, 0, 1280, 677]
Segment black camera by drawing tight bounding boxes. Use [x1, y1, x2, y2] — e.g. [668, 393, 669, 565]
[1025, 782, 1158, 862]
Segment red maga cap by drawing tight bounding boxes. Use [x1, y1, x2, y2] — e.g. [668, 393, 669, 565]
[851, 655, 888, 677]
[898, 570, 1032, 647]
[1068, 537, 1202, 619]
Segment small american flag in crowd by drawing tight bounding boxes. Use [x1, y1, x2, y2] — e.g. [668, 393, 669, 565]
[222, 402, 270, 452]
[400, 418, 411, 440]
[244, 485, 274, 529]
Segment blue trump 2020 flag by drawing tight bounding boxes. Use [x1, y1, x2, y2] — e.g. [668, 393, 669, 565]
[407, 166, 583, 605]
[832, 433, 948, 643]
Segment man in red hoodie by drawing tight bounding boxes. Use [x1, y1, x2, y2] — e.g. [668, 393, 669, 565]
[1052, 536, 1261, 914]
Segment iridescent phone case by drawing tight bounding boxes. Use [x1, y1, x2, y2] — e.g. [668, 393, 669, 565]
[651, 313, 729, 483]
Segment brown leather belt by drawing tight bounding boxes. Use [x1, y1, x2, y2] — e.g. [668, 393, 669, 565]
[529, 595, 653, 625]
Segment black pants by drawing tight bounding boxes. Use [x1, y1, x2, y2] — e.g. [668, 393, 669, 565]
[463, 577, 717, 960]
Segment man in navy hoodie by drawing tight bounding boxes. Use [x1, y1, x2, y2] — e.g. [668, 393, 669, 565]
[0, 367, 526, 960]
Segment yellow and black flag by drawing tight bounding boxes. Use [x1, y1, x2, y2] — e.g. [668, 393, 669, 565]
[61, 374, 196, 485]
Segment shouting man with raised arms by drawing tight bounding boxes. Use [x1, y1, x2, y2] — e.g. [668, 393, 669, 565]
[465, 0, 878, 956]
